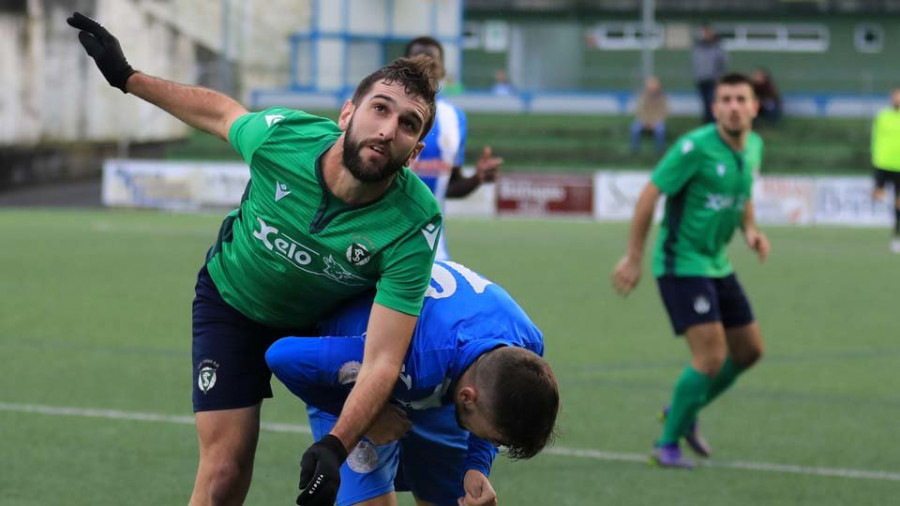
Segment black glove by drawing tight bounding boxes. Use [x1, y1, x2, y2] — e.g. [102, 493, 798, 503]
[66, 11, 136, 93]
[296, 434, 348, 506]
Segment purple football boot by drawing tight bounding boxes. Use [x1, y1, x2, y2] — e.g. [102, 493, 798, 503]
[650, 443, 695, 469]
[661, 406, 712, 458]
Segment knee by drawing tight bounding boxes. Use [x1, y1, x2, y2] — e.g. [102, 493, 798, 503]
[265, 337, 306, 377]
[736, 342, 764, 369]
[264, 338, 289, 373]
[205, 459, 252, 503]
[694, 352, 727, 377]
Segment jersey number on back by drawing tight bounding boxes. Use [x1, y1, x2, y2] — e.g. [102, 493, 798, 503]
[424, 261, 492, 300]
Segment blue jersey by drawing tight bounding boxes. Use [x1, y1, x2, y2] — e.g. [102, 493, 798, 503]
[266, 260, 543, 477]
[409, 99, 467, 261]
[322, 260, 542, 406]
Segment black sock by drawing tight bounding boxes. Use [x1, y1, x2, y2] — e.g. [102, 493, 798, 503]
[894, 206, 900, 236]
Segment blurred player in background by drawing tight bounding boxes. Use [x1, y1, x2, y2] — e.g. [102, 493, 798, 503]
[405, 37, 504, 260]
[870, 87, 900, 253]
[267, 260, 559, 505]
[692, 25, 728, 124]
[67, 12, 443, 505]
[612, 73, 769, 469]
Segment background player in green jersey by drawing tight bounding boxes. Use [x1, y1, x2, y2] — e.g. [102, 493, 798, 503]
[68, 12, 443, 505]
[612, 73, 771, 469]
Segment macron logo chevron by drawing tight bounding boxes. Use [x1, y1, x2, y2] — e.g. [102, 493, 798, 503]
[275, 181, 291, 202]
[265, 114, 285, 127]
[421, 223, 440, 250]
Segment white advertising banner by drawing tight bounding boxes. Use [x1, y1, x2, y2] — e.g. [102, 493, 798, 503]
[103, 161, 892, 229]
[102, 159, 249, 210]
[592, 171, 664, 222]
[593, 170, 888, 227]
[813, 177, 892, 226]
[752, 176, 816, 225]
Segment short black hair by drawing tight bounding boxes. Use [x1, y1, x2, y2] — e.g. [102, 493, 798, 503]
[717, 72, 756, 97]
[405, 36, 444, 60]
[351, 55, 438, 140]
[474, 346, 560, 460]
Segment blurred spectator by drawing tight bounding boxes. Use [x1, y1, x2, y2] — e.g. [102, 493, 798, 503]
[630, 76, 669, 154]
[492, 69, 516, 96]
[870, 87, 900, 253]
[751, 68, 782, 124]
[405, 36, 503, 260]
[692, 25, 727, 123]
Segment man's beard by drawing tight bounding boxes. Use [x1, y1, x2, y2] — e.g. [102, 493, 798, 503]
[723, 125, 744, 138]
[721, 116, 747, 138]
[342, 120, 409, 183]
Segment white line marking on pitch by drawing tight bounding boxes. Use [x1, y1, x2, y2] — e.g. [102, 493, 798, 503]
[0, 402, 311, 435]
[3, 402, 898, 482]
[544, 446, 900, 481]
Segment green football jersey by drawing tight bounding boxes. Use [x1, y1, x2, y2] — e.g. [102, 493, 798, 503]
[206, 107, 442, 328]
[651, 123, 763, 278]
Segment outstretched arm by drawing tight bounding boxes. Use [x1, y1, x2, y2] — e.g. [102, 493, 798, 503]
[67, 12, 246, 141]
[126, 73, 247, 141]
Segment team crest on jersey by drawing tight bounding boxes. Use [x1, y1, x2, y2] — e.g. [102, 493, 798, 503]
[346, 243, 371, 267]
[347, 440, 379, 473]
[694, 296, 711, 315]
[716, 163, 726, 177]
[197, 359, 220, 394]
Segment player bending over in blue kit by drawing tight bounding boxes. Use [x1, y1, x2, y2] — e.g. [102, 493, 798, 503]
[266, 261, 560, 506]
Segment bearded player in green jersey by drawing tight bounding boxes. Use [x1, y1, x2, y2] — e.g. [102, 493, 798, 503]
[68, 12, 443, 505]
[612, 73, 770, 469]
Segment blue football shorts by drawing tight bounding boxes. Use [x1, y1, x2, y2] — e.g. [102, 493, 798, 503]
[307, 403, 468, 506]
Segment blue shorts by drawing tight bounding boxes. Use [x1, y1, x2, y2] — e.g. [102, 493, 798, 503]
[307, 404, 467, 506]
[192, 264, 311, 412]
[656, 274, 755, 335]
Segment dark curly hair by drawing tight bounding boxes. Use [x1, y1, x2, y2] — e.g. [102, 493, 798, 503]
[351, 55, 439, 140]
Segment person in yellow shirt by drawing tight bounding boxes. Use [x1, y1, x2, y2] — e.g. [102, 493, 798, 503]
[871, 87, 900, 253]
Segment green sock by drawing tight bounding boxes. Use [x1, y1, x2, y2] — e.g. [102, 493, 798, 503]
[659, 366, 713, 445]
[702, 356, 745, 408]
